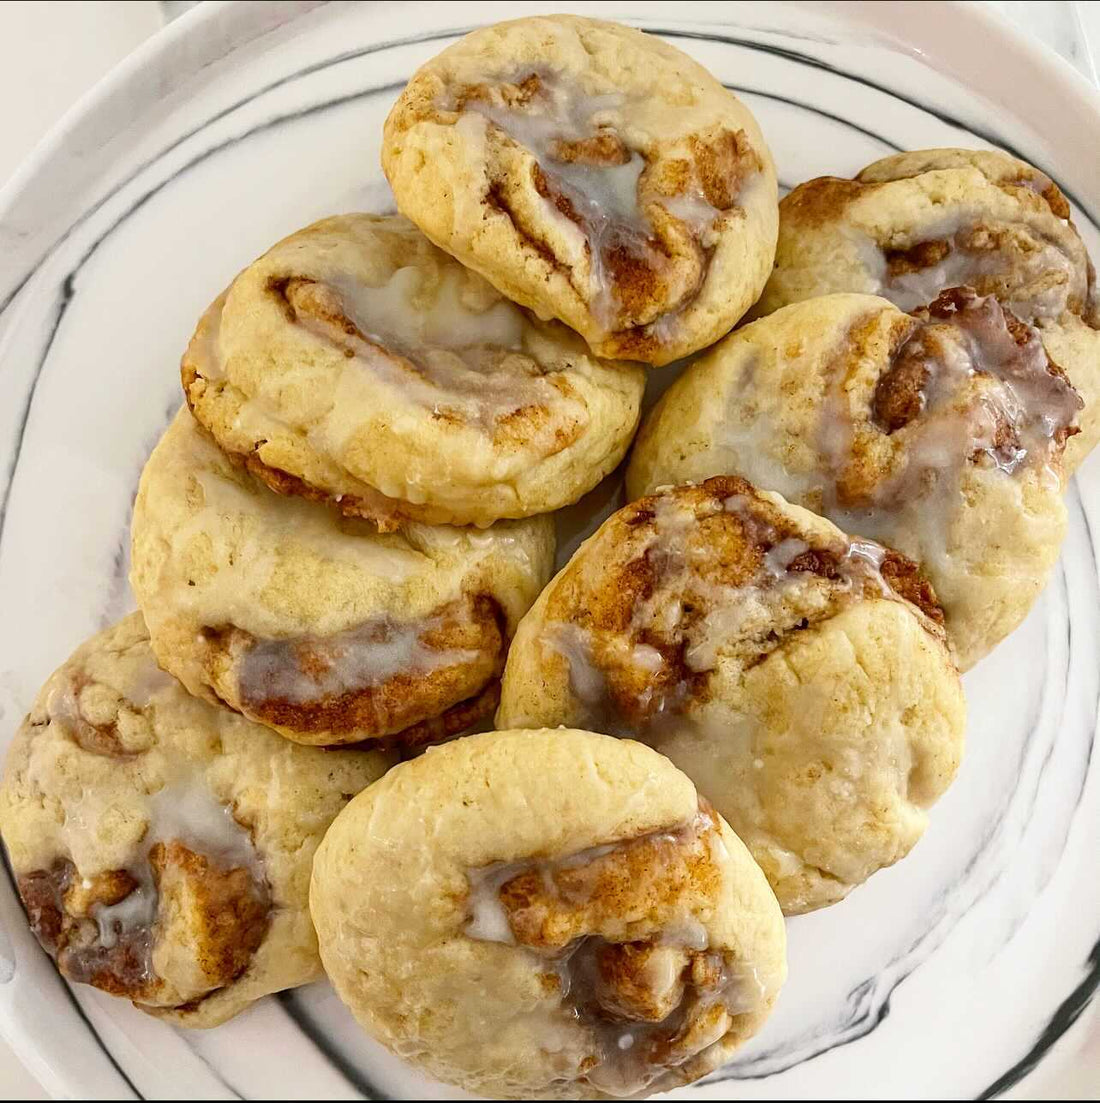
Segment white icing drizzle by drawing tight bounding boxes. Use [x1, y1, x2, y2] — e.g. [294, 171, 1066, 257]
[42, 681, 263, 976]
[286, 270, 573, 440]
[462, 82, 645, 220]
[669, 492, 888, 676]
[464, 890, 515, 945]
[820, 290, 1080, 578]
[94, 886, 155, 949]
[236, 613, 481, 708]
[43, 683, 86, 740]
[763, 537, 810, 578]
[462, 806, 767, 1096]
[709, 292, 1080, 625]
[335, 266, 527, 351]
[450, 72, 725, 334]
[844, 539, 890, 594]
[545, 622, 631, 735]
[125, 658, 176, 708]
[21, 645, 271, 1003]
[147, 774, 258, 869]
[541, 488, 900, 743]
[89, 766, 263, 958]
[658, 191, 722, 234]
[464, 863, 522, 945]
[659, 919, 710, 952]
[871, 211, 1080, 321]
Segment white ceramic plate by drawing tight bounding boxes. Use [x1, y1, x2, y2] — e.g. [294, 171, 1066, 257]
[2, 2, 1098, 1098]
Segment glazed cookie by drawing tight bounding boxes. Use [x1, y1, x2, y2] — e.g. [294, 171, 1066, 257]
[0, 614, 391, 1026]
[496, 479, 966, 914]
[130, 409, 554, 746]
[754, 148, 1100, 469]
[183, 213, 645, 528]
[628, 291, 1080, 670]
[382, 15, 777, 365]
[310, 728, 786, 1099]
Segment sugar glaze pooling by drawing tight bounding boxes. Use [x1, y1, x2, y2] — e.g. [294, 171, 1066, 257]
[463, 804, 770, 1097]
[449, 70, 731, 334]
[1, 2, 1097, 1099]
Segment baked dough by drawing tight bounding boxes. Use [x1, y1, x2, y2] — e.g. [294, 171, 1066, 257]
[182, 213, 644, 528]
[130, 408, 554, 746]
[754, 148, 1100, 470]
[0, 614, 391, 1026]
[382, 15, 777, 365]
[310, 727, 786, 1099]
[497, 479, 966, 914]
[628, 291, 1079, 670]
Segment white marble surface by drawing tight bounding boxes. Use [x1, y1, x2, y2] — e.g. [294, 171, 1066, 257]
[0, 2, 1097, 1099]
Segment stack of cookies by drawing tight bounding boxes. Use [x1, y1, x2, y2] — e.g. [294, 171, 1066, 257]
[2, 16, 1096, 1100]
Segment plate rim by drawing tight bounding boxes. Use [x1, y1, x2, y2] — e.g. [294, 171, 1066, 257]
[0, 1, 1098, 1098]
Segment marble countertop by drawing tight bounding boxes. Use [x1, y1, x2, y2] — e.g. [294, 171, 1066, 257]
[0, 2, 1096, 1099]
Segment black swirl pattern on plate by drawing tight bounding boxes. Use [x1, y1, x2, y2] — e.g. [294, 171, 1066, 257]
[0, 16, 1096, 1102]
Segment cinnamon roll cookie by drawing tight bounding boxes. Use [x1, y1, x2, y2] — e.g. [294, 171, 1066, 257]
[382, 15, 777, 365]
[754, 148, 1100, 469]
[182, 214, 644, 528]
[310, 728, 786, 1099]
[0, 614, 391, 1027]
[496, 480, 966, 914]
[130, 409, 554, 746]
[628, 291, 1080, 669]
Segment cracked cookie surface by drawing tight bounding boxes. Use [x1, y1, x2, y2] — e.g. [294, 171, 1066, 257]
[752, 148, 1100, 471]
[130, 409, 554, 746]
[182, 213, 644, 527]
[382, 15, 777, 366]
[628, 291, 1078, 670]
[497, 479, 966, 914]
[310, 728, 786, 1098]
[0, 614, 392, 1026]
